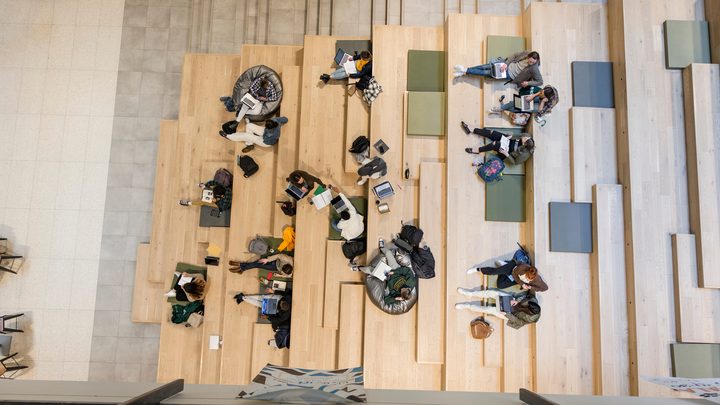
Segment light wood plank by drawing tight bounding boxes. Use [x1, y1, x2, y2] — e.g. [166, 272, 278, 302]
[570, 108, 617, 203]
[672, 234, 720, 344]
[707, 0, 720, 64]
[345, 89, 370, 175]
[417, 162, 445, 365]
[131, 243, 164, 323]
[608, 0, 701, 396]
[682, 63, 720, 288]
[250, 322, 290, 379]
[323, 240, 364, 329]
[199, 226, 229, 384]
[591, 184, 630, 396]
[337, 284, 366, 368]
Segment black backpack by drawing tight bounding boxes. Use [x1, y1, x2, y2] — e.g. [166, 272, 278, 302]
[395, 224, 424, 252]
[237, 155, 259, 178]
[348, 135, 370, 154]
[342, 239, 366, 261]
[222, 120, 239, 135]
[411, 246, 436, 279]
[213, 168, 233, 189]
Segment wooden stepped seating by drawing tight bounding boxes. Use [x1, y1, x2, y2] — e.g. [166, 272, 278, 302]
[590, 184, 629, 396]
[444, 13, 526, 392]
[364, 25, 443, 390]
[322, 240, 363, 329]
[524, 2, 608, 394]
[682, 63, 720, 288]
[250, 322, 289, 378]
[131, 243, 164, 323]
[609, 0, 703, 396]
[482, 35, 526, 129]
[219, 45, 303, 385]
[337, 283, 365, 369]
[147, 120, 179, 283]
[569, 108, 617, 203]
[417, 162, 445, 365]
[157, 54, 243, 384]
[289, 35, 366, 373]
[344, 90, 370, 174]
[672, 233, 720, 343]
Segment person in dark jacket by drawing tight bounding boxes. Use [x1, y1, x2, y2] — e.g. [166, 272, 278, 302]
[356, 156, 387, 185]
[219, 116, 288, 153]
[235, 289, 292, 349]
[490, 85, 558, 116]
[460, 123, 535, 165]
[467, 260, 548, 292]
[320, 51, 373, 83]
[454, 51, 543, 89]
[287, 170, 327, 195]
[383, 266, 416, 305]
[455, 289, 541, 329]
[178, 180, 233, 212]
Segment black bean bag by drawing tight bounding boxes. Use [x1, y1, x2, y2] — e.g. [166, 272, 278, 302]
[232, 65, 283, 122]
[363, 247, 418, 315]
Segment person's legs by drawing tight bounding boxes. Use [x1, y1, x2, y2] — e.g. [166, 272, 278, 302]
[187, 200, 218, 208]
[240, 261, 276, 271]
[236, 104, 250, 121]
[472, 128, 503, 142]
[480, 260, 515, 276]
[474, 141, 501, 154]
[454, 301, 502, 316]
[241, 294, 266, 308]
[500, 100, 516, 111]
[457, 287, 499, 299]
[466, 64, 492, 76]
[245, 122, 265, 137]
[383, 247, 400, 269]
[496, 274, 516, 289]
[226, 131, 262, 145]
[330, 66, 348, 80]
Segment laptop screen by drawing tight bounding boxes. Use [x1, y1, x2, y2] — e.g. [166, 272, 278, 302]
[373, 181, 395, 200]
[331, 195, 348, 214]
[286, 183, 307, 201]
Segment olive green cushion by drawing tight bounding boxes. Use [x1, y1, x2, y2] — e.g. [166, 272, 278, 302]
[549, 202, 593, 253]
[671, 343, 720, 378]
[407, 92, 445, 136]
[486, 174, 525, 222]
[663, 20, 710, 69]
[486, 35, 525, 63]
[328, 197, 368, 240]
[486, 127, 526, 175]
[407, 50, 446, 92]
[167, 262, 208, 305]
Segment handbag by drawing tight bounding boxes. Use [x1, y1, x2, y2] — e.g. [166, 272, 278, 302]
[185, 312, 204, 328]
[470, 316, 494, 339]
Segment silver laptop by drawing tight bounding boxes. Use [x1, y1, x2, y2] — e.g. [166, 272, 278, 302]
[491, 62, 507, 79]
[513, 94, 533, 112]
[241, 93, 260, 109]
[331, 195, 349, 214]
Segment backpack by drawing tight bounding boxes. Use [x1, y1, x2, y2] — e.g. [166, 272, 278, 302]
[222, 120, 239, 135]
[470, 317, 494, 339]
[248, 236, 269, 256]
[274, 325, 290, 349]
[508, 112, 531, 126]
[213, 168, 233, 189]
[399, 224, 424, 247]
[278, 201, 296, 216]
[356, 75, 372, 91]
[348, 135, 370, 154]
[410, 246, 435, 279]
[476, 155, 505, 183]
[512, 242, 532, 265]
[342, 239, 366, 261]
[237, 155, 259, 178]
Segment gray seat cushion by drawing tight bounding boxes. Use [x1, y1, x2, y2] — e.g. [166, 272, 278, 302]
[363, 247, 418, 315]
[232, 65, 283, 122]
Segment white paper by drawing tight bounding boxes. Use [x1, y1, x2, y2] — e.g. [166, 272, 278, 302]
[643, 376, 720, 403]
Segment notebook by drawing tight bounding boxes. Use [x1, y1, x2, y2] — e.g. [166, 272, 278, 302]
[285, 183, 308, 201]
[311, 187, 333, 209]
[372, 181, 395, 200]
[201, 189, 214, 203]
[343, 60, 357, 75]
[371, 260, 391, 282]
[513, 94, 534, 112]
[334, 48, 353, 66]
[498, 296, 513, 313]
[241, 93, 260, 109]
[491, 62, 507, 79]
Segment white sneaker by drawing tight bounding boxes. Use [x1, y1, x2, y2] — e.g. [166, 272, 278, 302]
[267, 339, 278, 349]
[357, 177, 368, 186]
[455, 303, 470, 310]
[495, 260, 507, 267]
[453, 71, 465, 78]
[453, 64, 466, 73]
[466, 266, 481, 274]
[164, 289, 176, 298]
[489, 107, 502, 114]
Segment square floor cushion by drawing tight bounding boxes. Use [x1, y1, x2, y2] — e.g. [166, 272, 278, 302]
[663, 20, 711, 69]
[549, 202, 593, 253]
[328, 197, 368, 240]
[407, 50, 446, 92]
[407, 92, 445, 136]
[199, 205, 231, 227]
[571, 61, 614, 108]
[486, 174, 526, 222]
[671, 343, 720, 378]
[486, 35, 526, 63]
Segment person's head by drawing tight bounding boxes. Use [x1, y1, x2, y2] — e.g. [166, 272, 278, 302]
[526, 51, 540, 65]
[399, 287, 411, 301]
[259, 78, 270, 89]
[279, 300, 290, 312]
[213, 185, 226, 197]
[265, 119, 278, 129]
[522, 137, 535, 149]
[525, 266, 538, 281]
[288, 173, 302, 184]
[280, 264, 293, 275]
[541, 86, 556, 100]
[184, 280, 204, 296]
[395, 252, 411, 267]
[359, 51, 372, 61]
[340, 211, 351, 220]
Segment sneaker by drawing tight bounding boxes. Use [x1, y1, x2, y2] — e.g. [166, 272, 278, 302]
[357, 177, 368, 186]
[460, 121, 471, 134]
[320, 74, 330, 84]
[351, 266, 361, 272]
[164, 289, 176, 297]
[466, 266, 481, 275]
[268, 339, 278, 349]
[233, 292, 244, 304]
[465, 148, 478, 154]
[229, 267, 244, 274]
[499, 95, 506, 103]
[453, 64, 466, 74]
[378, 237, 385, 249]
[489, 106, 502, 113]
[218, 130, 227, 138]
[178, 200, 191, 206]
[495, 260, 507, 267]
[455, 303, 470, 310]
[242, 144, 255, 153]
[453, 71, 465, 78]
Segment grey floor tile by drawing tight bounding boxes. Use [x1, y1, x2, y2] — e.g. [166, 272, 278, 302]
[130, 188, 154, 212]
[127, 211, 152, 237]
[121, 26, 146, 50]
[133, 140, 157, 165]
[100, 232, 131, 259]
[90, 336, 119, 362]
[147, 6, 170, 28]
[140, 363, 158, 381]
[114, 94, 140, 116]
[132, 163, 156, 189]
[124, 5, 149, 27]
[115, 362, 142, 382]
[116, 71, 143, 95]
[112, 117, 139, 140]
[92, 309, 121, 336]
[166, 51, 185, 73]
[88, 362, 117, 381]
[122, 260, 138, 286]
[104, 187, 134, 212]
[142, 49, 167, 72]
[97, 260, 125, 286]
[211, 19, 236, 41]
[95, 286, 123, 311]
[213, 0, 237, 18]
[140, 338, 160, 364]
[162, 94, 179, 118]
[164, 73, 182, 96]
[123, 236, 143, 259]
[170, 6, 190, 28]
[107, 163, 135, 188]
[126, 0, 149, 6]
[138, 96, 164, 117]
[110, 139, 136, 164]
[136, 117, 161, 141]
[168, 28, 189, 51]
[118, 311, 146, 338]
[102, 212, 130, 236]
[143, 323, 161, 338]
[119, 49, 145, 72]
[144, 27, 169, 50]
[140, 72, 166, 95]
[149, 0, 171, 6]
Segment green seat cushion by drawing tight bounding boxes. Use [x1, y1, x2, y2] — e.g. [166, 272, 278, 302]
[328, 197, 368, 240]
[486, 35, 526, 63]
[407, 92, 445, 136]
[407, 50, 446, 92]
[671, 343, 720, 378]
[663, 20, 710, 69]
[167, 262, 208, 305]
[486, 127, 526, 175]
[571, 62, 614, 108]
[549, 202, 593, 253]
[486, 174, 525, 222]
[335, 40, 372, 59]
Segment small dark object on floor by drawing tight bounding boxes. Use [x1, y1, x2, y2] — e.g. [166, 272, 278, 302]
[320, 74, 330, 84]
[465, 148, 478, 154]
[460, 121, 471, 134]
[234, 292, 245, 304]
[242, 144, 255, 153]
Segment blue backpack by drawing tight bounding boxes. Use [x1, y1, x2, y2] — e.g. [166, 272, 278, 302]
[476, 155, 505, 182]
[512, 242, 532, 265]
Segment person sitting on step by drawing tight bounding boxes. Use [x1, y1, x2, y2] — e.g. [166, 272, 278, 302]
[320, 51, 373, 84]
[178, 180, 232, 212]
[219, 116, 288, 153]
[467, 259, 548, 292]
[234, 288, 292, 342]
[489, 85, 558, 116]
[287, 170, 328, 198]
[454, 51, 542, 89]
[460, 123, 535, 165]
[228, 253, 293, 275]
[455, 288, 540, 329]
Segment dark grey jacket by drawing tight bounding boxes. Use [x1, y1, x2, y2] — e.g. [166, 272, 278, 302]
[504, 51, 543, 88]
[358, 157, 387, 177]
[505, 135, 535, 165]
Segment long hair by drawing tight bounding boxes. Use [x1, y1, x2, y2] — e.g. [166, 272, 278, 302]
[527, 51, 540, 64]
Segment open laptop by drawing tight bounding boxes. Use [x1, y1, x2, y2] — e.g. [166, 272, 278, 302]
[372, 181, 395, 200]
[513, 94, 534, 112]
[285, 182, 308, 201]
[334, 48, 353, 66]
[491, 62, 507, 79]
[241, 93, 260, 110]
[498, 296, 513, 313]
[331, 195, 349, 214]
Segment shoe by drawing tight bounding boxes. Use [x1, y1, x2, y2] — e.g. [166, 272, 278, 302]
[455, 303, 470, 310]
[466, 267, 481, 274]
[320, 74, 330, 84]
[242, 144, 255, 153]
[268, 339, 278, 349]
[489, 107, 502, 114]
[460, 121, 471, 134]
[178, 200, 191, 206]
[234, 292, 244, 304]
[453, 71, 465, 78]
[229, 260, 242, 266]
[495, 260, 507, 267]
[378, 237, 385, 249]
[465, 148, 478, 154]
[499, 95, 506, 103]
[453, 64, 466, 74]
[351, 266, 361, 272]
[357, 177, 368, 186]
[218, 130, 227, 138]
[229, 267, 244, 274]
[164, 289, 176, 297]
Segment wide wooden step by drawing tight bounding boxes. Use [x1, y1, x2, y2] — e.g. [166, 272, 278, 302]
[131, 243, 164, 323]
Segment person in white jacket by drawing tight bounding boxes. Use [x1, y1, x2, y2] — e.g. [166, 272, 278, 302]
[330, 190, 365, 240]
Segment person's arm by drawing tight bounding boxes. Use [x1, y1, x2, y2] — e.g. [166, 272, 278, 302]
[273, 117, 289, 125]
[506, 51, 528, 64]
[504, 311, 523, 329]
[350, 61, 372, 79]
[525, 66, 544, 87]
[338, 193, 358, 215]
[504, 153, 516, 165]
